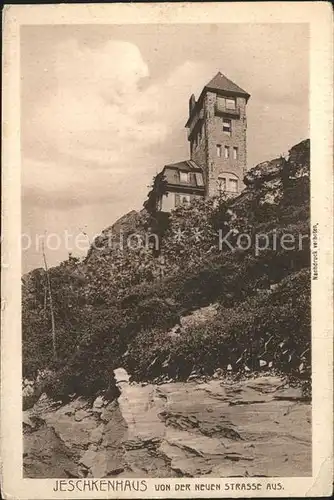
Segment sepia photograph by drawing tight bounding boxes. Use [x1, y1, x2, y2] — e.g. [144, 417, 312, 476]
[1, 3, 333, 499]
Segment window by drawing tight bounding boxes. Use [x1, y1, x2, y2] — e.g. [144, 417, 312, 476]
[195, 172, 204, 187]
[223, 119, 232, 136]
[181, 195, 191, 205]
[216, 144, 222, 157]
[233, 147, 238, 160]
[217, 96, 225, 108]
[175, 193, 190, 207]
[224, 146, 230, 159]
[180, 171, 189, 183]
[217, 176, 226, 195]
[217, 96, 236, 110]
[226, 98, 236, 110]
[229, 178, 238, 193]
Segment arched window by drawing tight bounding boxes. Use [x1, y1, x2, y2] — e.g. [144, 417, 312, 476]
[217, 172, 239, 195]
[217, 175, 226, 195]
[228, 173, 239, 193]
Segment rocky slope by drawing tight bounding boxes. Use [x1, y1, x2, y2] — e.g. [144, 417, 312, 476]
[22, 139, 311, 479]
[22, 139, 310, 396]
[24, 370, 311, 478]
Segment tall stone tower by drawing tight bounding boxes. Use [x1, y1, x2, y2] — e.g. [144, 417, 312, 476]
[185, 72, 250, 197]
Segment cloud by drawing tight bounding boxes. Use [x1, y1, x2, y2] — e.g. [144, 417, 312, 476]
[22, 38, 206, 209]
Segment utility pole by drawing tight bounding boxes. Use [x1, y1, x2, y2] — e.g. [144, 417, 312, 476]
[42, 240, 57, 362]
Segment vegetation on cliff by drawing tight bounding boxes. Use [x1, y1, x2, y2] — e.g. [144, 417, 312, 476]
[22, 139, 311, 400]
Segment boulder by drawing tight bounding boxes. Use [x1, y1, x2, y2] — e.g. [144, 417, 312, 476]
[90, 450, 108, 477]
[93, 396, 104, 410]
[180, 304, 218, 330]
[74, 409, 91, 422]
[100, 402, 118, 423]
[23, 411, 35, 431]
[114, 368, 130, 384]
[243, 159, 281, 186]
[23, 385, 34, 398]
[80, 449, 97, 469]
[89, 424, 104, 445]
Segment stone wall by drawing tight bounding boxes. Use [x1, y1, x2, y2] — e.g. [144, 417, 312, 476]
[190, 119, 208, 173]
[189, 91, 248, 198]
[206, 92, 247, 197]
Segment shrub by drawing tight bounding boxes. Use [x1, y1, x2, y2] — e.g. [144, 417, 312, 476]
[22, 139, 311, 392]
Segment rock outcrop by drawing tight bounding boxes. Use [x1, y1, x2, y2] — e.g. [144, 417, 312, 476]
[24, 371, 311, 478]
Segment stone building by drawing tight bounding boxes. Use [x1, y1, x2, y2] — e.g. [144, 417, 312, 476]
[153, 72, 250, 212]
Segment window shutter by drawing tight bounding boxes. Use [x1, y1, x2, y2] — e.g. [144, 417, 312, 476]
[175, 194, 180, 207]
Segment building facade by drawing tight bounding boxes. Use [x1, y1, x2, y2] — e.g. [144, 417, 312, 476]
[154, 72, 250, 212]
[158, 160, 205, 212]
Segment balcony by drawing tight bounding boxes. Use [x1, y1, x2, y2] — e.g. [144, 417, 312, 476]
[215, 102, 240, 118]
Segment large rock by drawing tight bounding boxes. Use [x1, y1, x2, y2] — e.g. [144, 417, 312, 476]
[89, 424, 104, 445]
[92, 396, 105, 411]
[24, 426, 79, 478]
[80, 449, 97, 469]
[244, 159, 281, 186]
[29, 398, 99, 451]
[180, 303, 218, 330]
[74, 409, 91, 422]
[24, 373, 311, 478]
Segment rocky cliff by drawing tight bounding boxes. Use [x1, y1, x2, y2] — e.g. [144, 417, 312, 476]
[22, 139, 312, 479]
[24, 370, 311, 478]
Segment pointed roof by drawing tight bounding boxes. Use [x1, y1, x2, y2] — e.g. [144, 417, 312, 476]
[185, 72, 250, 127]
[204, 72, 250, 100]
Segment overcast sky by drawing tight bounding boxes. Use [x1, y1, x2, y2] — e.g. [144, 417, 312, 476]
[21, 23, 309, 273]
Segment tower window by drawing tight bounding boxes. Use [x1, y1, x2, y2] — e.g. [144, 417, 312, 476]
[180, 171, 189, 183]
[223, 119, 232, 136]
[233, 147, 238, 159]
[217, 145, 222, 157]
[229, 178, 238, 193]
[226, 98, 236, 110]
[217, 96, 236, 110]
[224, 146, 230, 159]
[217, 176, 227, 195]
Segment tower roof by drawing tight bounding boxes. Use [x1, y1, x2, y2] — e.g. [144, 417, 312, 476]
[204, 72, 250, 100]
[185, 71, 250, 127]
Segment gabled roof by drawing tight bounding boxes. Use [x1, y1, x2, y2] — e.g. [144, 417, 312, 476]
[162, 160, 205, 190]
[164, 160, 203, 173]
[204, 72, 250, 100]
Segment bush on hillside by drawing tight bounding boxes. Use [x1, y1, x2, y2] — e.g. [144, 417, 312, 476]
[127, 269, 311, 382]
[22, 139, 311, 399]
